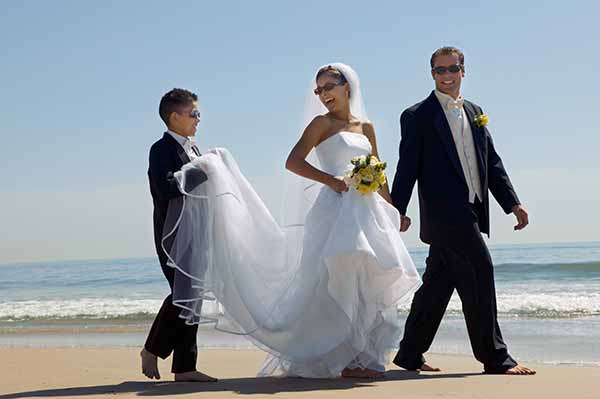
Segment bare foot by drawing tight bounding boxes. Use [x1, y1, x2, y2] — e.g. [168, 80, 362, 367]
[175, 370, 218, 382]
[140, 348, 160, 380]
[419, 363, 441, 372]
[504, 365, 536, 375]
[342, 367, 384, 379]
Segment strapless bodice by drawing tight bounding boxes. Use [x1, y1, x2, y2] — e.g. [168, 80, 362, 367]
[314, 132, 372, 176]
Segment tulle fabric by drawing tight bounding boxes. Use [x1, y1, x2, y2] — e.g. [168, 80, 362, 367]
[162, 134, 421, 378]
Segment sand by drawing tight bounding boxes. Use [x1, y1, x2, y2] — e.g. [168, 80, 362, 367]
[0, 347, 597, 398]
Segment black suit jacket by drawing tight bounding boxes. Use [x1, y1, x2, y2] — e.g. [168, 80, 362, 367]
[148, 133, 193, 265]
[391, 91, 520, 246]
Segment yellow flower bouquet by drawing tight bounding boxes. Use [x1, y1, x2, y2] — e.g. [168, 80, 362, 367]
[343, 154, 387, 195]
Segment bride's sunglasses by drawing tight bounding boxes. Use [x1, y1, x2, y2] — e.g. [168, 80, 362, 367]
[432, 64, 463, 75]
[314, 81, 346, 96]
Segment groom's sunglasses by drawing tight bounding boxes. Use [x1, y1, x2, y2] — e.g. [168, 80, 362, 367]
[314, 81, 345, 96]
[432, 64, 463, 75]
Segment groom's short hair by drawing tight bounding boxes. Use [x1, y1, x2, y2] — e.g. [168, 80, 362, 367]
[159, 88, 198, 126]
[430, 46, 465, 68]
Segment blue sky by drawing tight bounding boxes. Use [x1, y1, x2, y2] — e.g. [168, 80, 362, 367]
[1, 1, 598, 263]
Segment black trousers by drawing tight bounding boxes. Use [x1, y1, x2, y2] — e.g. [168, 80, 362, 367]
[144, 254, 198, 373]
[394, 202, 517, 373]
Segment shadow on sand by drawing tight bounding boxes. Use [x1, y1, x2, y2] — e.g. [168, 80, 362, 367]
[0, 371, 481, 397]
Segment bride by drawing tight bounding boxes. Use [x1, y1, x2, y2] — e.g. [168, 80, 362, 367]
[162, 63, 421, 379]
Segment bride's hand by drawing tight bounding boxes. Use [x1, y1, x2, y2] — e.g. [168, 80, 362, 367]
[327, 176, 348, 193]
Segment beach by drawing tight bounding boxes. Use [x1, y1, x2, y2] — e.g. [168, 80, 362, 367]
[1, 242, 600, 397]
[3, 0, 599, 396]
[2, 242, 600, 366]
[0, 347, 597, 399]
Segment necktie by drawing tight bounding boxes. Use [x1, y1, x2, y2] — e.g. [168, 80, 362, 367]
[448, 98, 464, 119]
[185, 138, 200, 157]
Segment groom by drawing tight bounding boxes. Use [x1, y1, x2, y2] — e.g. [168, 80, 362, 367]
[141, 88, 216, 382]
[391, 47, 535, 375]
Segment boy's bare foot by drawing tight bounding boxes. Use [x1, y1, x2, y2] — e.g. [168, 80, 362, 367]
[140, 348, 160, 380]
[175, 370, 218, 382]
[342, 367, 384, 379]
[419, 363, 441, 372]
[504, 365, 536, 375]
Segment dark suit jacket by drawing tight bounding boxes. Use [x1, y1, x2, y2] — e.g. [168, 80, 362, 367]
[391, 91, 520, 246]
[148, 133, 192, 266]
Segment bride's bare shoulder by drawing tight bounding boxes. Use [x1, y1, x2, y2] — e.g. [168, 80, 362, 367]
[304, 115, 334, 138]
[309, 114, 334, 129]
[361, 120, 376, 137]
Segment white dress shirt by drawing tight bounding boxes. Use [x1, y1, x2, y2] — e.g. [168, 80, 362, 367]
[167, 130, 199, 160]
[434, 90, 483, 203]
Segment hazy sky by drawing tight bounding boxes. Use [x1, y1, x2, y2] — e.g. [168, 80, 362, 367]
[1, 1, 598, 263]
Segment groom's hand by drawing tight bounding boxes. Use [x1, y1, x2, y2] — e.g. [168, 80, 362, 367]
[511, 205, 529, 231]
[400, 215, 411, 232]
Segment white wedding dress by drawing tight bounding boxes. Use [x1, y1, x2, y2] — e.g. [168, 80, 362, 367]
[161, 62, 421, 378]
[163, 132, 421, 378]
[259, 131, 421, 376]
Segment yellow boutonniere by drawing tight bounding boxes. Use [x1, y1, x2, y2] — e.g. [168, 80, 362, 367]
[474, 114, 489, 127]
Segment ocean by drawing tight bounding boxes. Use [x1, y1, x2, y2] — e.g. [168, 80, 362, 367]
[1, 241, 599, 366]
